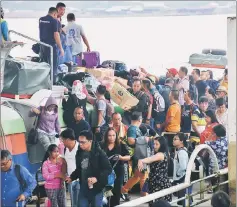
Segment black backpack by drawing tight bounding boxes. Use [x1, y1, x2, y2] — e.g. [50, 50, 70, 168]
[137, 91, 150, 113]
[15, 164, 27, 192]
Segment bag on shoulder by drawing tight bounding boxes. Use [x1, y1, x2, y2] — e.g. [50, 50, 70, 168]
[28, 114, 40, 145]
[105, 100, 114, 124]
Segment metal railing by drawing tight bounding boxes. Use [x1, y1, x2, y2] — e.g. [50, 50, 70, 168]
[8, 30, 54, 86]
[118, 144, 229, 207]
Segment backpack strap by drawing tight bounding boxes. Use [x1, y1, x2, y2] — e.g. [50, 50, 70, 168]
[177, 148, 188, 163]
[15, 164, 26, 192]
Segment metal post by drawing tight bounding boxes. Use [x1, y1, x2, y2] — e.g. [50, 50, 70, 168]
[8, 30, 54, 87]
[199, 165, 204, 200]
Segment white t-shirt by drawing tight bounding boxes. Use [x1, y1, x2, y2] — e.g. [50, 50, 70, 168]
[65, 22, 85, 55]
[64, 141, 79, 176]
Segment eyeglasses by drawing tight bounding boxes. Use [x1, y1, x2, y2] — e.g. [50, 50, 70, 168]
[1, 159, 10, 166]
[78, 140, 89, 145]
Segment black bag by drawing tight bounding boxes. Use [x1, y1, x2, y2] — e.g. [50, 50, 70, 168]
[28, 116, 39, 144]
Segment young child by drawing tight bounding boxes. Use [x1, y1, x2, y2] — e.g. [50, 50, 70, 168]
[42, 144, 67, 207]
[64, 13, 91, 63]
[31, 96, 61, 151]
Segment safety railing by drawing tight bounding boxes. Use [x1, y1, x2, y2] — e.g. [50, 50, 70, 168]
[8, 30, 54, 86]
[118, 144, 229, 207]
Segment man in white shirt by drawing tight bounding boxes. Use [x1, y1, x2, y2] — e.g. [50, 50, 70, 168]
[64, 13, 90, 63]
[60, 128, 79, 207]
[177, 66, 189, 107]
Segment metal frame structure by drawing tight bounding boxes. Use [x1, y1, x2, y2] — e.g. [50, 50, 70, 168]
[118, 144, 228, 207]
[8, 30, 54, 86]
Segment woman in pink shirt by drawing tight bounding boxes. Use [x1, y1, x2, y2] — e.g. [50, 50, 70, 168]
[42, 144, 67, 207]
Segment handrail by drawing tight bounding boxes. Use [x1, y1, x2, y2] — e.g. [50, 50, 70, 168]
[118, 144, 227, 207]
[8, 30, 53, 87]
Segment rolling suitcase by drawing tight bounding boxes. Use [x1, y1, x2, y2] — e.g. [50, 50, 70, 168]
[76, 51, 100, 68]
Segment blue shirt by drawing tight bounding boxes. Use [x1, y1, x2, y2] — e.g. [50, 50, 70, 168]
[39, 15, 59, 46]
[1, 163, 37, 207]
[127, 125, 142, 139]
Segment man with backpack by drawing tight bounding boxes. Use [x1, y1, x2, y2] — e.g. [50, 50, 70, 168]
[172, 133, 191, 206]
[89, 85, 114, 142]
[1, 150, 36, 207]
[121, 112, 152, 201]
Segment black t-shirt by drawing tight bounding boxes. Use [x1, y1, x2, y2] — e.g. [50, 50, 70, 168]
[102, 143, 129, 173]
[39, 15, 59, 45]
[195, 80, 208, 100]
[181, 103, 198, 133]
[69, 120, 91, 140]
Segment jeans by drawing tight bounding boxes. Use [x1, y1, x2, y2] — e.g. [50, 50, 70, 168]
[78, 184, 103, 207]
[68, 180, 80, 207]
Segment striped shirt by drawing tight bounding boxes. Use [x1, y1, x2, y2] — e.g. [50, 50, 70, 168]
[42, 159, 63, 189]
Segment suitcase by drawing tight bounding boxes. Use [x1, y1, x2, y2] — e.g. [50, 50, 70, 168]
[189, 53, 227, 69]
[76, 51, 100, 68]
[101, 60, 127, 71]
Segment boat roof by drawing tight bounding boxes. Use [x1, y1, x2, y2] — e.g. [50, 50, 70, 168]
[1, 104, 26, 135]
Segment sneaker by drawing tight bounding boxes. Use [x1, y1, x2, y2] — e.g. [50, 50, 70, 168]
[123, 194, 131, 201]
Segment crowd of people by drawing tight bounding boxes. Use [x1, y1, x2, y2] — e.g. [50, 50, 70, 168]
[2, 64, 230, 207]
[0, 2, 231, 207]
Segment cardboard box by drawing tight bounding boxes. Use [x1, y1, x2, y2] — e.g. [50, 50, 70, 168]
[111, 82, 139, 110]
[114, 77, 128, 86]
[86, 68, 114, 79]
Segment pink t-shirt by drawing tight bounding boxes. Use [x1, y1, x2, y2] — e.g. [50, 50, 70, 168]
[42, 158, 63, 189]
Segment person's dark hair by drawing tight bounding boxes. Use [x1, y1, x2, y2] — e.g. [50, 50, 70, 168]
[133, 77, 142, 84]
[205, 110, 219, 124]
[151, 199, 172, 207]
[42, 144, 58, 169]
[175, 132, 187, 147]
[104, 90, 111, 101]
[187, 90, 194, 100]
[142, 79, 151, 89]
[189, 75, 195, 85]
[213, 124, 226, 137]
[216, 97, 226, 107]
[180, 66, 188, 75]
[131, 112, 142, 121]
[199, 96, 208, 104]
[207, 70, 213, 79]
[211, 190, 230, 207]
[165, 78, 174, 85]
[60, 128, 75, 141]
[67, 13, 75, 21]
[56, 2, 66, 8]
[154, 136, 169, 154]
[102, 127, 120, 150]
[170, 89, 179, 100]
[207, 88, 216, 99]
[112, 112, 121, 118]
[193, 68, 201, 76]
[97, 85, 107, 95]
[48, 7, 58, 14]
[79, 130, 93, 141]
[1, 150, 12, 160]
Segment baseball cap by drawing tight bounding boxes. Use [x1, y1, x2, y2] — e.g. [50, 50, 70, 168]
[167, 68, 178, 77]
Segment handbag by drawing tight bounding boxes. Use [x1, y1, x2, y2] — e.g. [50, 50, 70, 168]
[28, 115, 40, 144]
